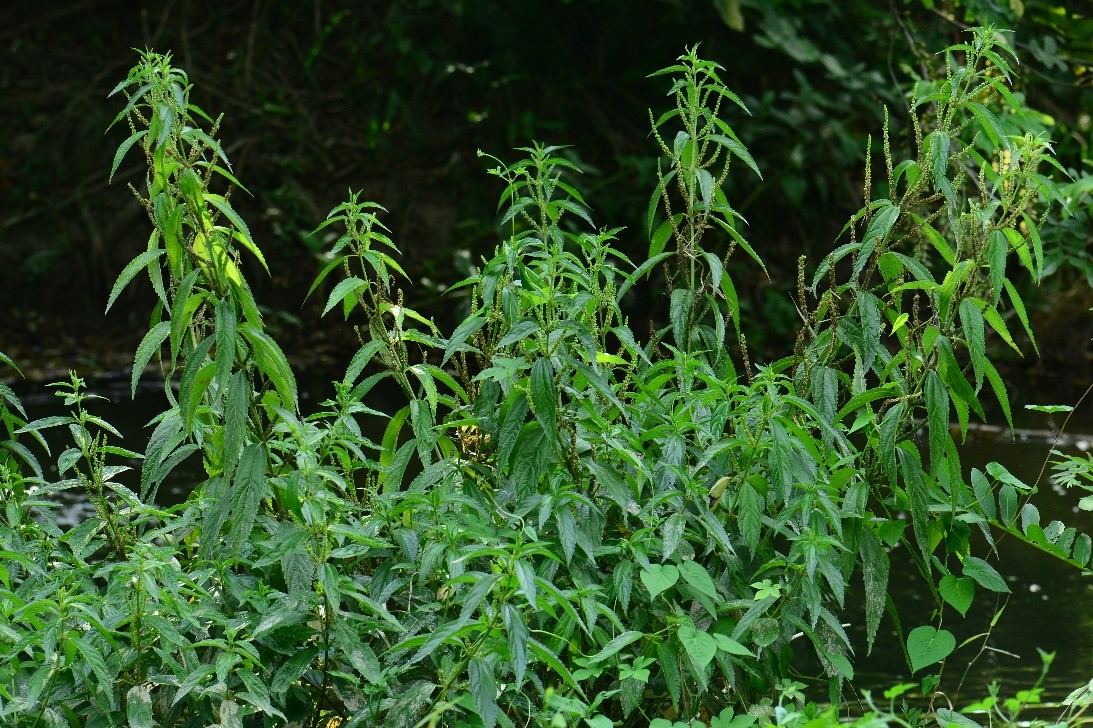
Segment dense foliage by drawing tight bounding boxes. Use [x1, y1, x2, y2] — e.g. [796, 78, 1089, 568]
[1, 25, 1091, 728]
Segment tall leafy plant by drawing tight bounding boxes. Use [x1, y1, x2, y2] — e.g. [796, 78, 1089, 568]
[0, 29, 1089, 728]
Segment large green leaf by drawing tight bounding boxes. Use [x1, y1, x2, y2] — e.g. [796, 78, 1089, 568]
[469, 657, 499, 728]
[677, 624, 718, 672]
[907, 625, 955, 673]
[962, 556, 1009, 593]
[530, 357, 558, 443]
[640, 564, 679, 600]
[939, 574, 975, 617]
[240, 324, 297, 411]
[227, 443, 267, 557]
[860, 525, 889, 654]
[126, 685, 154, 728]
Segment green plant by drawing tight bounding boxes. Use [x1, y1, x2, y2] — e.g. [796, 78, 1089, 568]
[1, 27, 1091, 728]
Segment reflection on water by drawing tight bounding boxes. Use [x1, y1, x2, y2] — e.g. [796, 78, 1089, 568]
[10, 371, 1093, 703]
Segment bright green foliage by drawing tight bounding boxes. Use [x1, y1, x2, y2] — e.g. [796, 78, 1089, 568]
[1, 30, 1091, 728]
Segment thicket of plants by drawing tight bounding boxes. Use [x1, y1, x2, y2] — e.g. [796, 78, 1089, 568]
[1, 26, 1091, 728]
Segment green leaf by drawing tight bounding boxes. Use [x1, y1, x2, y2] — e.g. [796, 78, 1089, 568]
[650, 216, 676, 257]
[998, 483, 1018, 524]
[711, 633, 754, 657]
[442, 312, 487, 365]
[227, 443, 267, 557]
[271, 647, 319, 694]
[503, 604, 528, 685]
[737, 481, 761, 554]
[640, 564, 679, 600]
[662, 513, 687, 561]
[179, 336, 215, 432]
[678, 560, 717, 600]
[899, 443, 931, 562]
[958, 298, 986, 391]
[322, 276, 369, 318]
[939, 574, 975, 617]
[469, 657, 499, 728]
[1003, 279, 1037, 356]
[677, 624, 718, 671]
[240, 324, 297, 411]
[861, 525, 889, 654]
[588, 631, 644, 664]
[670, 288, 692, 350]
[907, 625, 955, 673]
[107, 250, 164, 313]
[131, 321, 171, 398]
[527, 637, 585, 697]
[218, 699, 243, 728]
[214, 298, 237, 394]
[206, 193, 268, 273]
[222, 371, 249, 480]
[111, 129, 147, 181]
[925, 370, 950, 472]
[966, 102, 1008, 148]
[530, 358, 558, 442]
[854, 204, 900, 281]
[879, 402, 904, 487]
[331, 619, 383, 684]
[962, 557, 1009, 593]
[126, 685, 154, 728]
[169, 269, 202, 361]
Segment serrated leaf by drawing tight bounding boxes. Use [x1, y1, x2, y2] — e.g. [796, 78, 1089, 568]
[322, 276, 369, 318]
[469, 657, 499, 728]
[206, 193, 268, 273]
[962, 556, 1009, 593]
[503, 604, 528, 685]
[530, 357, 557, 442]
[861, 525, 889, 654]
[107, 250, 164, 313]
[527, 637, 585, 697]
[225, 444, 267, 557]
[126, 685, 154, 728]
[131, 321, 171, 398]
[958, 300, 986, 391]
[737, 481, 761, 554]
[442, 312, 487, 365]
[111, 129, 147, 181]
[925, 370, 949, 471]
[240, 324, 297, 411]
[662, 513, 686, 561]
[222, 371, 249, 481]
[588, 630, 644, 664]
[271, 647, 318, 694]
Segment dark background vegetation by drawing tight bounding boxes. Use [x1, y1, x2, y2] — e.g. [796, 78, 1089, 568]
[1, 0, 1089, 391]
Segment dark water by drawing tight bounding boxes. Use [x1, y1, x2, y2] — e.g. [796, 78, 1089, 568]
[8, 371, 1092, 706]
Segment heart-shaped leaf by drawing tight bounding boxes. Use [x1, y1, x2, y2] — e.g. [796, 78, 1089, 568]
[907, 625, 955, 673]
[640, 564, 679, 600]
[939, 574, 975, 616]
[677, 625, 717, 671]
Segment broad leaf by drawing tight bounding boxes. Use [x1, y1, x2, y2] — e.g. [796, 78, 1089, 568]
[907, 625, 955, 673]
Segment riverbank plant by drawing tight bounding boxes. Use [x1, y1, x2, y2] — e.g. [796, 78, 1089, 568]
[1, 27, 1091, 727]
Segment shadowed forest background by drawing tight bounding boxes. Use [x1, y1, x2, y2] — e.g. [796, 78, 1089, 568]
[1, 0, 1089, 391]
